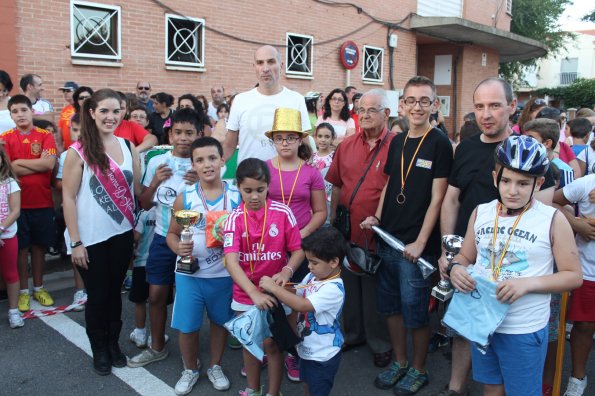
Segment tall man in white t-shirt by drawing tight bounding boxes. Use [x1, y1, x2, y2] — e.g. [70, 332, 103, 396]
[19, 74, 53, 115]
[223, 45, 310, 165]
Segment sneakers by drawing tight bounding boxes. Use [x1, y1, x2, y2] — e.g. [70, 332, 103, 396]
[127, 346, 169, 368]
[394, 367, 429, 395]
[429, 385, 469, 396]
[174, 369, 199, 395]
[564, 376, 588, 396]
[284, 354, 300, 382]
[148, 333, 169, 347]
[33, 288, 54, 306]
[207, 365, 230, 391]
[8, 310, 24, 329]
[72, 290, 87, 312]
[428, 333, 449, 353]
[238, 387, 263, 396]
[18, 293, 30, 312]
[227, 334, 243, 349]
[130, 329, 148, 348]
[375, 361, 409, 389]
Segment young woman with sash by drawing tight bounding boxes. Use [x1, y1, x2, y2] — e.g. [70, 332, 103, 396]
[63, 88, 142, 375]
[265, 108, 327, 382]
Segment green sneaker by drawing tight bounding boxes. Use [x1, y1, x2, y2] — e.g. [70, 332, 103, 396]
[238, 386, 263, 396]
[394, 367, 429, 395]
[374, 361, 409, 389]
[227, 335, 242, 349]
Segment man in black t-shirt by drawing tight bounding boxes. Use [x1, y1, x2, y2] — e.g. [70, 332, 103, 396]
[434, 77, 555, 396]
[362, 76, 453, 395]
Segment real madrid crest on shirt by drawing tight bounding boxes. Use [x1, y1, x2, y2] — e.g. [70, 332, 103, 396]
[269, 223, 278, 237]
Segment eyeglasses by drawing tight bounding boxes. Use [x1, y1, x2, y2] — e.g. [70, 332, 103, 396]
[78, 95, 91, 101]
[357, 107, 384, 116]
[137, 86, 151, 91]
[403, 97, 434, 108]
[330, 97, 345, 103]
[272, 135, 300, 144]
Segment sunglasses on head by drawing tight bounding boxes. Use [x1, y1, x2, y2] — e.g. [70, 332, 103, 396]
[137, 86, 150, 91]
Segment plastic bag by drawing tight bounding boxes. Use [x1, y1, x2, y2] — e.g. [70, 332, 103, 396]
[206, 211, 229, 248]
[224, 306, 272, 361]
[442, 271, 509, 353]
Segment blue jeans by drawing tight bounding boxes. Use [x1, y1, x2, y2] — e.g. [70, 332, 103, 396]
[376, 241, 433, 328]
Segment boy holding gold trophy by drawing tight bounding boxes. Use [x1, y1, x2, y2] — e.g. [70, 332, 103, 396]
[166, 137, 240, 394]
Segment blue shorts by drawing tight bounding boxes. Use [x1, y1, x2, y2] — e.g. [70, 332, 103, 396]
[472, 327, 548, 396]
[376, 242, 432, 328]
[299, 352, 341, 396]
[171, 274, 233, 333]
[145, 234, 176, 285]
[17, 208, 56, 249]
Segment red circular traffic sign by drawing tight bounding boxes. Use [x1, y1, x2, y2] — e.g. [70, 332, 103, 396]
[339, 41, 359, 70]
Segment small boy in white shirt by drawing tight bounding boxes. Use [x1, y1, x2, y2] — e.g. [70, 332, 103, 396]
[260, 227, 346, 396]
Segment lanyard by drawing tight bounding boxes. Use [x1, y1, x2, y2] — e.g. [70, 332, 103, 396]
[398, 126, 432, 204]
[292, 270, 342, 289]
[490, 202, 529, 280]
[242, 201, 268, 275]
[196, 182, 227, 211]
[277, 158, 303, 207]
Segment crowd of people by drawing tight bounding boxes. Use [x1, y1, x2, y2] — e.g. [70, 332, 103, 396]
[0, 44, 594, 396]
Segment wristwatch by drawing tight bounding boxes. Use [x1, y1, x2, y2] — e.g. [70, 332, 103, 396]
[70, 240, 83, 249]
[446, 261, 460, 277]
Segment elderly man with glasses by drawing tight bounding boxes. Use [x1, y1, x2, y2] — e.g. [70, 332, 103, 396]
[136, 82, 155, 113]
[325, 88, 394, 369]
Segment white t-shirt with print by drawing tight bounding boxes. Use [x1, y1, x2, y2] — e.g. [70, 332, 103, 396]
[134, 208, 156, 268]
[227, 87, 311, 165]
[142, 151, 193, 236]
[577, 145, 594, 176]
[32, 99, 53, 114]
[562, 174, 595, 280]
[0, 178, 20, 239]
[295, 273, 344, 362]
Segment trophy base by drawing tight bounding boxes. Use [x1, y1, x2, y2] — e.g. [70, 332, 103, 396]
[431, 286, 453, 302]
[177, 258, 199, 274]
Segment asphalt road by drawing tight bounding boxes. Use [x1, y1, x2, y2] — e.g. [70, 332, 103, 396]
[0, 260, 593, 396]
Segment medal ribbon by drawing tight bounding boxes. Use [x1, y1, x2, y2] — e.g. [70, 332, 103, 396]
[197, 182, 227, 211]
[242, 201, 268, 275]
[400, 126, 432, 196]
[490, 202, 530, 281]
[277, 158, 303, 207]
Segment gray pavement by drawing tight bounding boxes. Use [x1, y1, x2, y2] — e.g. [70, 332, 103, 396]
[0, 258, 593, 395]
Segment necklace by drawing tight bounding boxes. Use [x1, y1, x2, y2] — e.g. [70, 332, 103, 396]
[277, 158, 303, 207]
[242, 202, 268, 275]
[397, 126, 432, 204]
[197, 182, 227, 211]
[291, 270, 342, 289]
[490, 202, 529, 281]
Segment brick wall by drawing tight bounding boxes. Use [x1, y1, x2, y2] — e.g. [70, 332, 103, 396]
[463, 0, 512, 31]
[14, 0, 420, 112]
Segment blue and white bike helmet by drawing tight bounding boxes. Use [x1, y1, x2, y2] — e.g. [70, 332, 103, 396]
[495, 135, 549, 176]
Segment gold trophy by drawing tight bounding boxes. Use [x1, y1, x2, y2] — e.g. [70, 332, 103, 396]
[172, 210, 202, 274]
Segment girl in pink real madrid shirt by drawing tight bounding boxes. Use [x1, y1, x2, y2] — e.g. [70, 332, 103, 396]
[224, 158, 304, 396]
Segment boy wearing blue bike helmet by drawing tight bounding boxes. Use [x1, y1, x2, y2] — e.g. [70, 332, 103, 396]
[448, 135, 583, 396]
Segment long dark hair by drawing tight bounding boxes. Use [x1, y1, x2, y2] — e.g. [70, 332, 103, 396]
[0, 145, 18, 182]
[178, 94, 210, 130]
[80, 88, 121, 173]
[72, 86, 94, 113]
[236, 158, 271, 185]
[298, 139, 312, 162]
[323, 88, 350, 121]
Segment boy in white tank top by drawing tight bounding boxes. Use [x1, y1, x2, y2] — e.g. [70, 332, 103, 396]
[448, 136, 583, 396]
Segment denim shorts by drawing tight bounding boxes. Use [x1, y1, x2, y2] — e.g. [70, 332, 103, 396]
[299, 352, 341, 396]
[376, 241, 432, 328]
[472, 327, 547, 396]
[145, 234, 177, 285]
[171, 275, 233, 333]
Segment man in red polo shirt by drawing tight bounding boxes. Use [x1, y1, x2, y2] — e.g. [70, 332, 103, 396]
[1, 95, 57, 312]
[326, 88, 394, 367]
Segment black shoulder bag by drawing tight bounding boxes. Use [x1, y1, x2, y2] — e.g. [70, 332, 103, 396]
[333, 132, 390, 240]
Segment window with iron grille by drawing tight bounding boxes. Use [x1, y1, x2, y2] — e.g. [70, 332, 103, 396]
[165, 14, 205, 68]
[70, 1, 121, 60]
[362, 45, 384, 83]
[286, 33, 313, 76]
[506, 0, 513, 15]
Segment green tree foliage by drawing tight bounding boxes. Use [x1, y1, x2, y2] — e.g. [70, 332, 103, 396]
[499, 0, 574, 85]
[582, 9, 595, 22]
[534, 78, 595, 108]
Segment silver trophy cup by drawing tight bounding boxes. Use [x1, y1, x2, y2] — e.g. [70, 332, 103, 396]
[431, 235, 464, 302]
